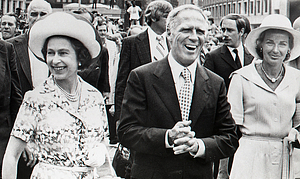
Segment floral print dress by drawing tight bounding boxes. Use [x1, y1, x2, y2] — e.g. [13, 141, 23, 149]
[11, 75, 108, 179]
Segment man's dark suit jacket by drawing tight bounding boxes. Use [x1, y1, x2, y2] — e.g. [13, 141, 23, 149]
[0, 40, 22, 174]
[204, 45, 253, 89]
[78, 46, 110, 94]
[118, 56, 239, 179]
[115, 29, 152, 122]
[7, 34, 32, 96]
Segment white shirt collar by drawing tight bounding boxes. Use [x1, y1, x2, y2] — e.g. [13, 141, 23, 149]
[227, 43, 244, 66]
[168, 51, 197, 85]
[147, 27, 168, 61]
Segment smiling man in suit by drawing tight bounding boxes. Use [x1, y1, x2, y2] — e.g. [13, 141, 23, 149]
[204, 14, 253, 90]
[117, 5, 238, 179]
[115, 0, 173, 132]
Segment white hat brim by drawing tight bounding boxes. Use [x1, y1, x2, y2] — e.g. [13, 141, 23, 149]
[29, 12, 100, 61]
[245, 26, 300, 62]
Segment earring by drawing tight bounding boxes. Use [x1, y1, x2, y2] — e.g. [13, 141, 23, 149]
[78, 62, 82, 67]
[260, 48, 263, 52]
[285, 50, 291, 61]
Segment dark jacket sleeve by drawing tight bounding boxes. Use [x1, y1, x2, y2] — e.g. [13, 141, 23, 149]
[115, 37, 132, 121]
[201, 78, 239, 161]
[117, 69, 168, 156]
[8, 42, 22, 122]
[97, 47, 110, 94]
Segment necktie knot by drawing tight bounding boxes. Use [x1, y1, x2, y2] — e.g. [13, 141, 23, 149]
[181, 68, 191, 82]
[156, 35, 164, 42]
[233, 48, 238, 54]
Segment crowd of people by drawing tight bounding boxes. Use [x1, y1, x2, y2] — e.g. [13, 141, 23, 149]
[0, 0, 300, 179]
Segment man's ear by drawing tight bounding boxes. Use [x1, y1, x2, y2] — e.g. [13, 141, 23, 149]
[240, 28, 245, 36]
[150, 17, 157, 22]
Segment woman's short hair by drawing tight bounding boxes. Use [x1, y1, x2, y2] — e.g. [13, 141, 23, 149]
[144, 1, 173, 26]
[255, 29, 294, 60]
[42, 35, 92, 70]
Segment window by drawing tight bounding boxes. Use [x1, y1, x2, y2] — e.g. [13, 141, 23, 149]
[257, 1, 260, 13]
[244, 2, 247, 14]
[274, 9, 279, 14]
[228, 4, 231, 14]
[238, 3, 241, 14]
[250, 1, 254, 14]
[264, 0, 268, 13]
[233, 3, 236, 13]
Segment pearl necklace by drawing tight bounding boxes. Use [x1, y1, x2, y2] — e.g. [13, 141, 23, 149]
[55, 78, 81, 102]
[261, 64, 283, 83]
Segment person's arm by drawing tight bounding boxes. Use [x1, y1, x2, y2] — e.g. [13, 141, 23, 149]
[201, 78, 239, 161]
[8, 43, 22, 121]
[2, 136, 27, 179]
[98, 47, 110, 94]
[115, 37, 131, 122]
[117, 69, 168, 156]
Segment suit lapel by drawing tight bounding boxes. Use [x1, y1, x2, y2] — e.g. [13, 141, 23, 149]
[152, 57, 182, 123]
[189, 65, 210, 127]
[221, 45, 236, 69]
[15, 34, 32, 87]
[136, 30, 152, 64]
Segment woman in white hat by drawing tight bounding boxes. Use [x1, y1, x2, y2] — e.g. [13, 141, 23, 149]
[228, 14, 300, 179]
[2, 12, 114, 179]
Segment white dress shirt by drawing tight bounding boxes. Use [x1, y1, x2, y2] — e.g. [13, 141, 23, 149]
[147, 27, 168, 62]
[164, 52, 206, 158]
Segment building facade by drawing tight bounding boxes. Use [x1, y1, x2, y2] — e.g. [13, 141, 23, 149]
[1, 0, 26, 14]
[201, 0, 295, 29]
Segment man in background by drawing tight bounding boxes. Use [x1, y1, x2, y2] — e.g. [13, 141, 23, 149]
[97, 21, 121, 145]
[115, 1, 173, 134]
[204, 14, 253, 89]
[7, 0, 52, 178]
[1, 13, 18, 40]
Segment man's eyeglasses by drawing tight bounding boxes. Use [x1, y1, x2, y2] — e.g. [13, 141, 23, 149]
[30, 11, 47, 17]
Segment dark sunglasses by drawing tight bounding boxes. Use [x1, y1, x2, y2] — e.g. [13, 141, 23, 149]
[30, 11, 47, 17]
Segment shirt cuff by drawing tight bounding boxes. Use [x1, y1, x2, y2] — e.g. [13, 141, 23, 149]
[165, 129, 174, 148]
[190, 138, 205, 158]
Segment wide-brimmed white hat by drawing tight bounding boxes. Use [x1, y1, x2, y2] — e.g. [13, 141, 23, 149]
[29, 12, 101, 61]
[245, 14, 300, 61]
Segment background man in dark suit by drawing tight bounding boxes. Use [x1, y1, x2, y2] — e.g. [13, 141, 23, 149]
[0, 40, 22, 179]
[7, 0, 52, 178]
[117, 5, 238, 179]
[115, 0, 173, 136]
[204, 14, 253, 90]
[7, 0, 52, 96]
